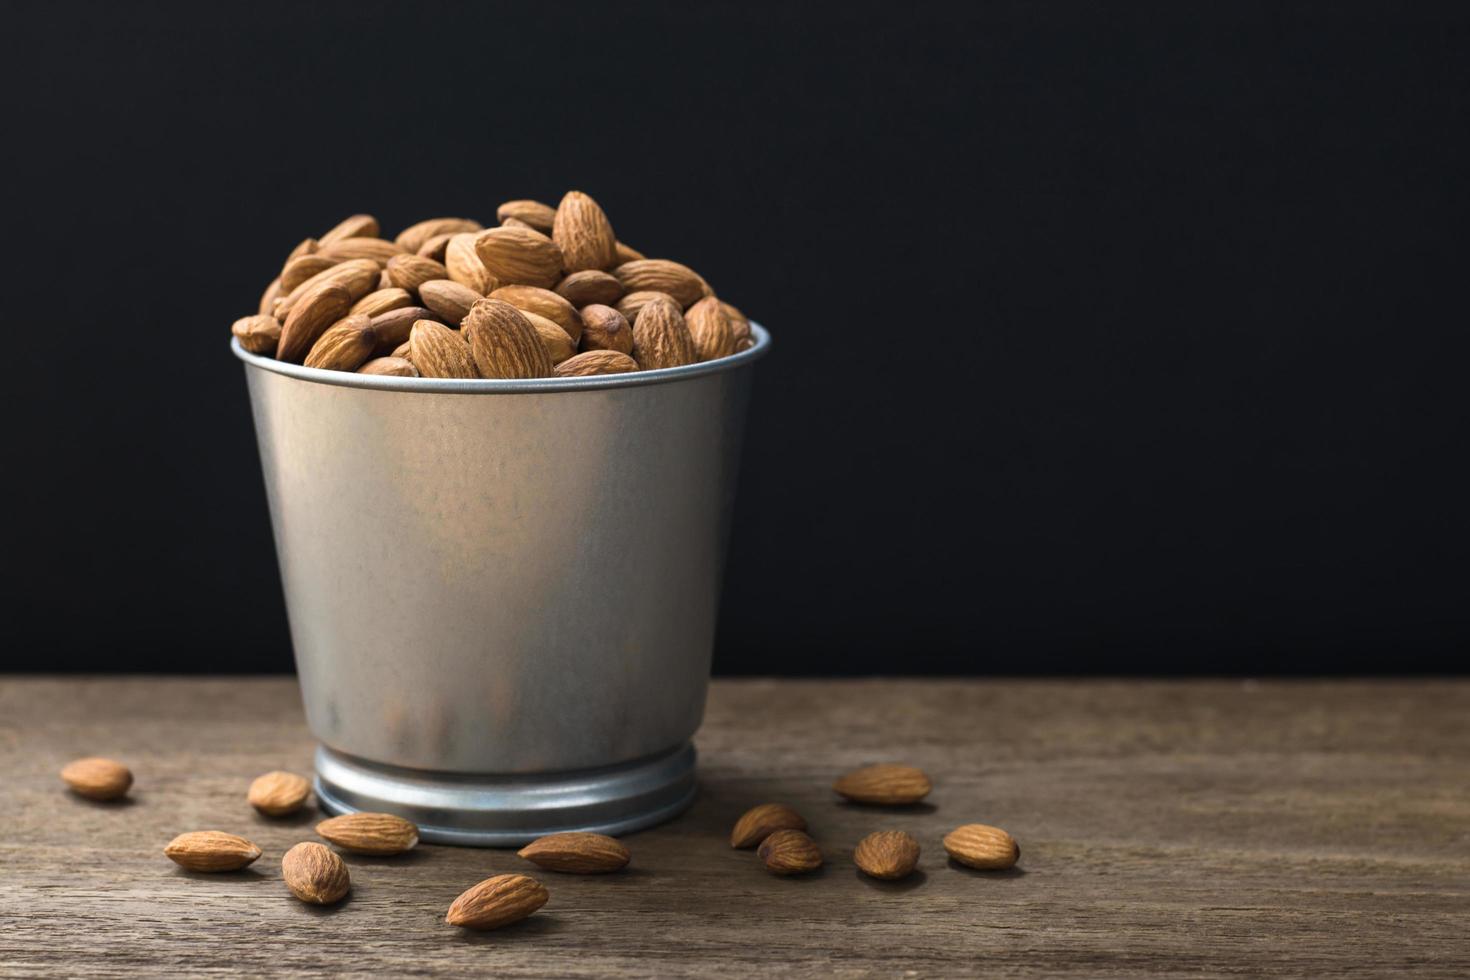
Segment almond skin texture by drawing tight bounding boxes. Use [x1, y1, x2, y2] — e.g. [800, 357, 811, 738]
[417, 232, 456, 261]
[409, 320, 478, 379]
[854, 830, 921, 880]
[517, 832, 630, 874]
[463, 298, 555, 379]
[277, 258, 380, 320]
[554, 350, 638, 377]
[419, 279, 483, 328]
[445, 232, 497, 294]
[319, 213, 380, 245]
[280, 253, 339, 294]
[556, 269, 623, 308]
[357, 356, 419, 377]
[315, 237, 405, 264]
[730, 803, 807, 849]
[394, 217, 481, 254]
[833, 764, 933, 805]
[278, 282, 353, 363]
[286, 237, 319, 261]
[385, 254, 450, 297]
[350, 287, 413, 318]
[722, 300, 752, 343]
[523, 310, 576, 364]
[614, 259, 706, 308]
[496, 199, 556, 233]
[315, 812, 420, 855]
[552, 190, 618, 273]
[369, 306, 435, 354]
[578, 304, 633, 355]
[391, 340, 412, 359]
[943, 824, 1020, 870]
[474, 226, 564, 289]
[685, 295, 737, 361]
[757, 830, 823, 875]
[232, 315, 282, 356]
[614, 240, 646, 264]
[615, 290, 678, 328]
[631, 295, 697, 370]
[248, 771, 311, 817]
[282, 842, 351, 905]
[61, 757, 132, 800]
[304, 314, 377, 372]
[446, 874, 549, 930]
[164, 831, 262, 872]
[490, 285, 583, 342]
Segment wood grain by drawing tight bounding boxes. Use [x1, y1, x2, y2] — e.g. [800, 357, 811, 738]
[1, 678, 1466, 978]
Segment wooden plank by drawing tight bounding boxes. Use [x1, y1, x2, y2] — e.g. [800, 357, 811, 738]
[1, 678, 1466, 978]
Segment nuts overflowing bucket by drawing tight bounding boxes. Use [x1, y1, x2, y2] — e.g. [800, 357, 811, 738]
[231, 192, 769, 844]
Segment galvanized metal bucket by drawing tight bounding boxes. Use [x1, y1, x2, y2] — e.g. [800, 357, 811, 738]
[232, 326, 769, 845]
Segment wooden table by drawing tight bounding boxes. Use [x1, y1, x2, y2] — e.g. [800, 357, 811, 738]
[1, 678, 1466, 977]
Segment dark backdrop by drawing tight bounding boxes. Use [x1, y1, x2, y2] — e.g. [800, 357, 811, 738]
[5, 2, 1468, 674]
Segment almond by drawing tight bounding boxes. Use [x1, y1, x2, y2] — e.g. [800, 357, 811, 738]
[316, 237, 404, 265]
[615, 289, 678, 327]
[832, 764, 933, 805]
[613, 259, 705, 308]
[277, 282, 353, 363]
[394, 217, 482, 254]
[554, 350, 638, 377]
[517, 832, 630, 874]
[578, 304, 633, 355]
[419, 279, 483, 328]
[409, 320, 478, 379]
[735, 337, 755, 352]
[315, 812, 420, 855]
[490, 285, 583, 342]
[463, 298, 554, 378]
[943, 824, 1019, 870]
[552, 190, 617, 272]
[446, 874, 549, 930]
[232, 314, 282, 356]
[164, 831, 262, 872]
[495, 199, 556, 234]
[614, 240, 646, 264]
[350, 287, 413, 318]
[721, 300, 752, 343]
[282, 841, 351, 905]
[369, 305, 435, 354]
[357, 356, 418, 377]
[391, 340, 412, 359]
[474, 226, 563, 289]
[258, 277, 282, 317]
[523, 310, 576, 364]
[555, 270, 623, 308]
[60, 757, 132, 800]
[248, 770, 312, 817]
[853, 830, 921, 880]
[685, 295, 736, 361]
[277, 258, 381, 319]
[286, 237, 319, 261]
[319, 213, 380, 246]
[730, 803, 807, 849]
[385, 254, 449, 297]
[280, 254, 339, 294]
[445, 232, 497, 293]
[417, 232, 456, 261]
[757, 829, 822, 875]
[631, 295, 697, 370]
[304, 314, 377, 372]
[500, 216, 535, 231]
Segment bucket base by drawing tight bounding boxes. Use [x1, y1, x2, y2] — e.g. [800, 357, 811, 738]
[313, 742, 698, 847]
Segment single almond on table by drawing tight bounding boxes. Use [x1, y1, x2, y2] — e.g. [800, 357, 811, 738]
[730, 803, 807, 849]
[358, 356, 418, 377]
[555, 269, 623, 308]
[61, 757, 132, 800]
[474, 226, 564, 289]
[248, 770, 311, 817]
[833, 764, 933, 805]
[757, 829, 823, 875]
[304, 314, 377, 372]
[613, 259, 707, 308]
[394, 217, 482, 254]
[685, 295, 737, 362]
[523, 310, 576, 364]
[419, 279, 483, 328]
[385, 254, 449, 297]
[854, 830, 921, 880]
[316, 237, 405, 265]
[446, 874, 549, 930]
[368, 306, 435, 354]
[495, 199, 556, 234]
[517, 832, 630, 874]
[409, 320, 477, 380]
[463, 298, 555, 379]
[552, 190, 618, 273]
[318, 213, 380, 246]
[554, 350, 638, 377]
[282, 841, 351, 905]
[315, 812, 420, 855]
[631, 295, 697, 370]
[943, 824, 1019, 870]
[349, 287, 413, 318]
[164, 831, 262, 872]
[232, 315, 282, 356]
[445, 232, 497, 294]
[490, 285, 583, 341]
[578, 304, 633, 355]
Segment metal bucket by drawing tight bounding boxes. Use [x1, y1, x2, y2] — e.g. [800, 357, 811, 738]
[232, 326, 769, 845]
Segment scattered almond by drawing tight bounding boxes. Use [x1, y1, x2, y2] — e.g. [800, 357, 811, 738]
[757, 829, 823, 875]
[517, 832, 630, 874]
[315, 812, 420, 855]
[853, 830, 921, 880]
[60, 757, 132, 800]
[164, 831, 262, 872]
[446, 874, 549, 930]
[282, 841, 351, 905]
[554, 350, 638, 377]
[248, 770, 311, 817]
[833, 764, 933, 805]
[730, 803, 807, 849]
[943, 824, 1019, 870]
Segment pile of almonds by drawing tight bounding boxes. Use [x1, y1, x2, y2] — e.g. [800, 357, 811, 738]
[230, 192, 756, 380]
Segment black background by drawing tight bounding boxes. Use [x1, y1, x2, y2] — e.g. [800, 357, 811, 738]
[5, 2, 1467, 674]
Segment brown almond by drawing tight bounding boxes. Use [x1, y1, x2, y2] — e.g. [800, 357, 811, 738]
[419, 279, 483, 328]
[315, 237, 404, 265]
[578, 304, 633, 355]
[280, 254, 339, 294]
[446, 874, 549, 930]
[556, 269, 623, 308]
[729, 803, 807, 849]
[278, 281, 353, 363]
[319, 213, 379, 245]
[305, 315, 377, 372]
[417, 232, 456, 261]
[614, 259, 705, 308]
[474, 226, 563, 289]
[463, 299, 555, 379]
[490, 285, 583, 342]
[495, 199, 556, 233]
[615, 289, 678, 327]
[554, 350, 638, 377]
[445, 232, 497, 294]
[943, 824, 1019, 870]
[757, 829, 822, 875]
[685, 295, 736, 361]
[854, 830, 921, 880]
[735, 337, 755, 352]
[613, 240, 646, 265]
[357, 356, 419, 377]
[232, 314, 282, 356]
[282, 841, 351, 905]
[258, 277, 282, 317]
[286, 237, 319, 261]
[552, 190, 618, 273]
[409, 320, 478, 379]
[394, 217, 482, 254]
[164, 831, 262, 872]
[523, 310, 576, 364]
[350, 287, 413, 318]
[500, 216, 535, 231]
[368, 305, 435, 354]
[277, 258, 381, 319]
[391, 340, 412, 359]
[721, 300, 752, 343]
[631, 295, 697, 370]
[315, 812, 420, 855]
[247, 770, 312, 817]
[832, 764, 933, 805]
[385, 254, 449, 297]
[60, 757, 132, 800]
[517, 832, 630, 874]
